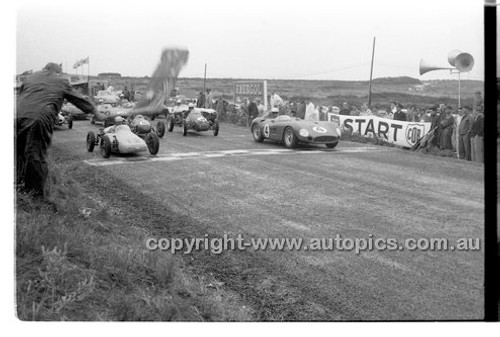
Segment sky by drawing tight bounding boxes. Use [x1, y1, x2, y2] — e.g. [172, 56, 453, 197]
[12, 0, 489, 81]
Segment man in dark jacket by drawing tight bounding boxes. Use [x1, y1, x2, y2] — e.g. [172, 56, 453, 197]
[457, 106, 473, 161]
[16, 62, 97, 196]
[393, 103, 407, 121]
[469, 108, 484, 163]
[247, 100, 259, 127]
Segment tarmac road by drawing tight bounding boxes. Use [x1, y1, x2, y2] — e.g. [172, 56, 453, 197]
[51, 118, 485, 321]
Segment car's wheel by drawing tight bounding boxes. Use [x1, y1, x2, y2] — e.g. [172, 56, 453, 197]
[67, 115, 73, 129]
[90, 115, 95, 124]
[167, 117, 174, 132]
[183, 119, 187, 136]
[213, 120, 219, 136]
[100, 136, 111, 158]
[156, 121, 165, 138]
[283, 127, 298, 148]
[145, 132, 160, 155]
[252, 123, 264, 142]
[325, 141, 339, 149]
[86, 131, 96, 152]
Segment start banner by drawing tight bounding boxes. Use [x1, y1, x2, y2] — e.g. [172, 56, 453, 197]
[327, 113, 432, 148]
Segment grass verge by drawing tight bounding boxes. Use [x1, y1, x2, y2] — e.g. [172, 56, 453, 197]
[15, 152, 252, 321]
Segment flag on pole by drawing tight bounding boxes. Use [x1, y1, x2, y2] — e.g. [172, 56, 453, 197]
[73, 56, 89, 69]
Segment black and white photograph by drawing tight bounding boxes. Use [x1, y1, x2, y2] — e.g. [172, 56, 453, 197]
[5, 0, 499, 331]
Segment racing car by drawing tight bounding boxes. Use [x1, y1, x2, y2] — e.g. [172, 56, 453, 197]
[55, 112, 73, 129]
[250, 115, 341, 149]
[166, 103, 219, 136]
[86, 118, 160, 158]
[129, 114, 166, 138]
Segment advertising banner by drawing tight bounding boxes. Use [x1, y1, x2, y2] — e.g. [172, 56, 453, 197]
[327, 113, 431, 148]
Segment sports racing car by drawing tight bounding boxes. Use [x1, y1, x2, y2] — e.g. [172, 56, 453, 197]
[250, 115, 341, 149]
[86, 122, 159, 158]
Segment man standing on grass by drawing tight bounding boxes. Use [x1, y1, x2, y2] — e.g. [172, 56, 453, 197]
[16, 62, 97, 197]
[469, 107, 484, 163]
[457, 106, 474, 161]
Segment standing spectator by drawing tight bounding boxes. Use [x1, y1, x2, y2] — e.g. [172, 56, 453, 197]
[215, 94, 227, 120]
[256, 99, 265, 117]
[205, 88, 213, 108]
[457, 106, 474, 161]
[472, 91, 484, 114]
[438, 107, 454, 150]
[384, 106, 394, 120]
[407, 105, 418, 122]
[296, 99, 306, 119]
[16, 62, 96, 197]
[359, 103, 372, 116]
[304, 100, 316, 121]
[339, 102, 351, 115]
[393, 103, 406, 121]
[122, 86, 130, 101]
[469, 108, 484, 162]
[196, 91, 206, 108]
[350, 105, 360, 116]
[270, 92, 284, 109]
[247, 100, 259, 127]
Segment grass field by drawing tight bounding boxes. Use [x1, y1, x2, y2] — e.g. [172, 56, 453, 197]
[92, 75, 483, 109]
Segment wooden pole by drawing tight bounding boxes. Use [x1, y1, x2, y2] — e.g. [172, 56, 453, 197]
[203, 63, 207, 93]
[368, 37, 376, 107]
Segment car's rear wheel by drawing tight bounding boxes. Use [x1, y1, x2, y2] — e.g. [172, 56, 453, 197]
[67, 115, 73, 129]
[86, 131, 96, 152]
[156, 121, 165, 138]
[252, 123, 264, 142]
[325, 141, 339, 149]
[213, 120, 219, 136]
[283, 127, 298, 148]
[167, 117, 174, 132]
[100, 136, 111, 158]
[145, 132, 160, 155]
[183, 119, 187, 136]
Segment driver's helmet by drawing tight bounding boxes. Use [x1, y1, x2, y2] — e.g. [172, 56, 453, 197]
[114, 116, 124, 124]
[188, 103, 194, 108]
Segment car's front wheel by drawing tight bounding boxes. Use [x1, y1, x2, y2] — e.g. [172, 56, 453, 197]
[213, 120, 219, 136]
[167, 117, 174, 132]
[156, 121, 165, 138]
[252, 124, 264, 142]
[86, 131, 96, 152]
[283, 127, 298, 148]
[145, 132, 160, 155]
[100, 136, 111, 158]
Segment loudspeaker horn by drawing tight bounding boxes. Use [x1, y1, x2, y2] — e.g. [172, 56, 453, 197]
[447, 50, 474, 72]
[419, 59, 454, 75]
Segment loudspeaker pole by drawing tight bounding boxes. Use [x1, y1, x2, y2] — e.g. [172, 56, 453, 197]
[368, 37, 376, 107]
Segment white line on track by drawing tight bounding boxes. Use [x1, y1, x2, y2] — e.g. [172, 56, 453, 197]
[83, 146, 390, 167]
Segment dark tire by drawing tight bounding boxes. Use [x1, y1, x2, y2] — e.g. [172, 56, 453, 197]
[100, 136, 111, 158]
[167, 117, 174, 132]
[183, 119, 187, 136]
[213, 120, 219, 136]
[145, 132, 160, 155]
[67, 115, 73, 129]
[252, 123, 264, 142]
[156, 121, 165, 138]
[86, 131, 96, 152]
[283, 127, 298, 149]
[326, 141, 339, 149]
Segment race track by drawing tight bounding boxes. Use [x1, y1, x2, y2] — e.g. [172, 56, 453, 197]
[50, 118, 485, 321]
